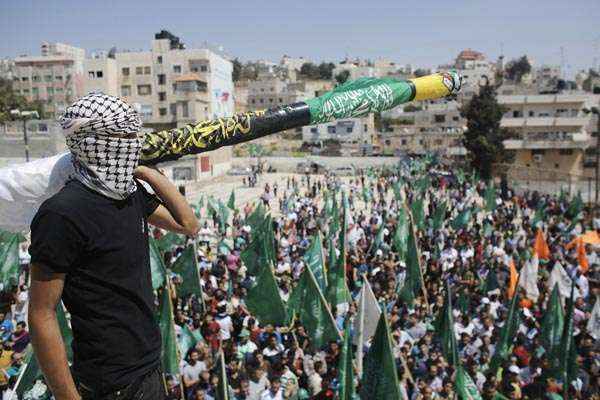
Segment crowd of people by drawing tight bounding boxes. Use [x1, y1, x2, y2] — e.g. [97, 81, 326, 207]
[2, 159, 600, 399]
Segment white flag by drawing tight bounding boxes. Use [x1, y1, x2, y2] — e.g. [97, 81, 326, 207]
[353, 277, 381, 377]
[519, 255, 540, 302]
[548, 262, 580, 300]
[587, 295, 600, 340]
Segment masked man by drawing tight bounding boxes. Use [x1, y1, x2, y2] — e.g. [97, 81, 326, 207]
[28, 93, 199, 399]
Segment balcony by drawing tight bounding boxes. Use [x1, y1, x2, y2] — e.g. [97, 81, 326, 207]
[501, 116, 589, 128]
[503, 131, 592, 150]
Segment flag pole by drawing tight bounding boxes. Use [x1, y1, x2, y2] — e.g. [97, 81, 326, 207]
[403, 202, 430, 311]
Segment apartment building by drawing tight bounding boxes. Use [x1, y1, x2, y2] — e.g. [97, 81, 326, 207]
[113, 30, 233, 127]
[12, 42, 86, 116]
[453, 49, 496, 100]
[0, 119, 66, 166]
[0, 59, 15, 80]
[499, 93, 599, 176]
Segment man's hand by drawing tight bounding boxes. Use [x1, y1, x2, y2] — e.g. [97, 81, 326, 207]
[134, 166, 199, 236]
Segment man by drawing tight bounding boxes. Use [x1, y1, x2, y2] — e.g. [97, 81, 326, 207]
[260, 378, 283, 400]
[182, 350, 207, 397]
[28, 93, 199, 399]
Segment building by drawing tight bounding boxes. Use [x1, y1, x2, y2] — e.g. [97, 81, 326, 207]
[302, 115, 375, 147]
[453, 49, 496, 100]
[82, 55, 118, 96]
[0, 119, 66, 166]
[0, 59, 15, 81]
[12, 42, 86, 116]
[113, 30, 233, 127]
[497, 93, 598, 176]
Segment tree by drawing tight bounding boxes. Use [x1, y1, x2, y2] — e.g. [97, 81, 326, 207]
[413, 68, 429, 78]
[335, 70, 350, 85]
[461, 83, 514, 180]
[317, 62, 336, 80]
[505, 56, 532, 83]
[0, 78, 44, 123]
[300, 62, 319, 79]
[582, 69, 599, 92]
[232, 58, 242, 82]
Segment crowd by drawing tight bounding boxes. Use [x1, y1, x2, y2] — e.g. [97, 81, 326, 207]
[1, 159, 599, 399]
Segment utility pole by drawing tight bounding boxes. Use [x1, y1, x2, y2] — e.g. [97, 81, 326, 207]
[10, 109, 39, 162]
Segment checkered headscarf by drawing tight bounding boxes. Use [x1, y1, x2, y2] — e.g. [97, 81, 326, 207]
[59, 93, 143, 200]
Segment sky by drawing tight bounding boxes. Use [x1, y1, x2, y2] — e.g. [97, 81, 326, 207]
[1, 0, 599, 78]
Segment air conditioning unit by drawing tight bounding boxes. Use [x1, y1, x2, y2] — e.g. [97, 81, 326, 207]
[533, 154, 543, 163]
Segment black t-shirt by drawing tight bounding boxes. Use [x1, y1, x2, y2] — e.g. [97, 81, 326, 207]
[29, 179, 161, 392]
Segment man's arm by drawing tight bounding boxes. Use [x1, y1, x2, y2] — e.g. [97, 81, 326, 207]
[134, 166, 199, 236]
[28, 263, 80, 400]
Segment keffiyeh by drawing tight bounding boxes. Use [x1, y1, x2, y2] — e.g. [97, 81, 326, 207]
[59, 93, 143, 200]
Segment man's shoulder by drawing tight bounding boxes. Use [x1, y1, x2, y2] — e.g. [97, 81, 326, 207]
[38, 180, 89, 216]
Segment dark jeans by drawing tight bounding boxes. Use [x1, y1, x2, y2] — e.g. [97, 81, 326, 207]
[76, 368, 166, 400]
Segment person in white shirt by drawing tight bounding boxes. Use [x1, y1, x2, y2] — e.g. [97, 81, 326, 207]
[260, 378, 283, 400]
[215, 306, 233, 341]
[182, 349, 207, 394]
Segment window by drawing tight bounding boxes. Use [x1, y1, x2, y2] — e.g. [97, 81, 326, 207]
[173, 65, 181, 73]
[140, 104, 152, 118]
[96, 71, 103, 78]
[47, 87, 54, 95]
[531, 149, 545, 155]
[453, 116, 460, 121]
[559, 149, 573, 155]
[529, 111, 535, 117]
[31, 87, 39, 96]
[385, 139, 391, 145]
[279, 98, 283, 103]
[158, 92, 166, 101]
[200, 65, 208, 72]
[122, 67, 130, 76]
[55, 75, 63, 81]
[21, 77, 29, 82]
[364, 124, 368, 131]
[182, 102, 189, 118]
[38, 123, 48, 133]
[144, 66, 151, 75]
[435, 139, 443, 145]
[251, 99, 256, 104]
[346, 127, 353, 133]
[310, 127, 318, 133]
[158, 74, 166, 85]
[170, 103, 177, 116]
[44, 75, 52, 82]
[56, 87, 63, 93]
[159, 108, 167, 116]
[401, 139, 407, 145]
[259, 99, 264, 104]
[327, 126, 336, 134]
[173, 167, 193, 181]
[555, 163, 560, 169]
[32, 76, 40, 82]
[135, 67, 143, 75]
[512, 110, 521, 118]
[137, 85, 152, 96]
[269, 98, 273, 103]
[121, 85, 131, 96]
[23, 89, 29, 94]
[157, 56, 163, 64]
[434, 114, 445, 123]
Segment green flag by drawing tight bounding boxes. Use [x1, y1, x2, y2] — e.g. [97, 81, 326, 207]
[434, 283, 458, 365]
[556, 282, 578, 391]
[410, 197, 424, 230]
[392, 181, 402, 201]
[178, 324, 197, 359]
[362, 186, 372, 203]
[451, 208, 472, 231]
[485, 184, 496, 212]
[303, 233, 328, 293]
[171, 246, 203, 298]
[489, 292, 521, 373]
[158, 285, 180, 375]
[327, 201, 351, 312]
[241, 216, 275, 276]
[0, 233, 20, 287]
[149, 237, 167, 290]
[565, 192, 583, 220]
[416, 176, 430, 194]
[532, 203, 547, 228]
[370, 224, 386, 255]
[246, 264, 288, 326]
[398, 220, 421, 306]
[540, 284, 564, 359]
[360, 311, 403, 399]
[216, 348, 230, 400]
[339, 320, 355, 400]
[245, 203, 265, 228]
[296, 267, 341, 349]
[227, 189, 236, 210]
[157, 231, 185, 253]
[431, 201, 447, 231]
[456, 365, 483, 400]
